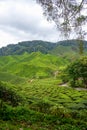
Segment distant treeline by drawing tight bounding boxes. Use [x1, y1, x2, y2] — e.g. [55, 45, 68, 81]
[0, 40, 87, 56]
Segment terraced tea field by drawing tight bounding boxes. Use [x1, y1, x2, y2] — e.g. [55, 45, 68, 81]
[0, 53, 87, 129]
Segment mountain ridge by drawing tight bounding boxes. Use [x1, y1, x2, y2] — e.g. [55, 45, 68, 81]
[0, 40, 87, 56]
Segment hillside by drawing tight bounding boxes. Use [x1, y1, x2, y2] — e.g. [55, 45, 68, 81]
[0, 40, 57, 55]
[0, 40, 87, 56]
[50, 40, 87, 56]
[0, 40, 87, 129]
[0, 52, 68, 78]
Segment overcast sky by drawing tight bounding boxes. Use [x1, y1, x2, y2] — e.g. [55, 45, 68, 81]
[0, 0, 61, 48]
[0, 0, 87, 48]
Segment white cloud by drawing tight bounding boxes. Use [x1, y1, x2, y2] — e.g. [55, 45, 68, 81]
[0, 0, 60, 47]
[0, 0, 86, 48]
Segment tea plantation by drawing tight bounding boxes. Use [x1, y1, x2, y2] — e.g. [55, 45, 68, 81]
[0, 52, 87, 130]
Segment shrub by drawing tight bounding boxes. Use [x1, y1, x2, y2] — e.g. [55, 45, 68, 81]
[67, 56, 87, 88]
[0, 81, 22, 106]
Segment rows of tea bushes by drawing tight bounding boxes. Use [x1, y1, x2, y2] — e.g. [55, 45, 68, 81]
[0, 78, 87, 129]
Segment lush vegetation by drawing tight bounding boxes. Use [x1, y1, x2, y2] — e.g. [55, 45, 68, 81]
[0, 40, 87, 130]
[67, 56, 87, 88]
[0, 52, 68, 78]
[0, 78, 87, 129]
[0, 40, 87, 56]
[0, 40, 56, 55]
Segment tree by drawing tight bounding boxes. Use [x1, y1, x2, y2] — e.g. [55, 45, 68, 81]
[37, 0, 87, 54]
[67, 56, 87, 88]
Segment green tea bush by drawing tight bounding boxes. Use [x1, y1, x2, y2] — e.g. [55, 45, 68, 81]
[0, 81, 22, 106]
[0, 103, 14, 120]
[0, 103, 87, 129]
[57, 68, 70, 84]
[0, 120, 20, 130]
[30, 100, 52, 113]
[50, 105, 71, 118]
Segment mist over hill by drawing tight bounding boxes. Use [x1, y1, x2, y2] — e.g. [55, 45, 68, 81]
[0, 40, 87, 56]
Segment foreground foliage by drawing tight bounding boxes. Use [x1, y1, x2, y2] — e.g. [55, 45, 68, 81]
[0, 82, 23, 106]
[0, 78, 87, 129]
[67, 56, 87, 88]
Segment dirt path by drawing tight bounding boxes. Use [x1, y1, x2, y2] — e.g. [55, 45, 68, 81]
[75, 87, 87, 91]
[59, 83, 87, 91]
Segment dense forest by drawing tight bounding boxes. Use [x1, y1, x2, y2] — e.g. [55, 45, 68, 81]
[0, 40, 87, 56]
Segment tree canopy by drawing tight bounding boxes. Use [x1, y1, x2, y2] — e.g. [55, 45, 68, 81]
[37, 0, 87, 53]
[37, 0, 87, 38]
[67, 56, 87, 88]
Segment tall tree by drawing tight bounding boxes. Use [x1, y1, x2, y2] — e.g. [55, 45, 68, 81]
[37, 0, 87, 54]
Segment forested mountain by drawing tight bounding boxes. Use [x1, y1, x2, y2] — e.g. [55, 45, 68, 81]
[0, 40, 57, 56]
[0, 40, 87, 56]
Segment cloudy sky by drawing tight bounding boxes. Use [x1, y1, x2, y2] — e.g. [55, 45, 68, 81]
[0, 0, 61, 48]
[0, 0, 87, 48]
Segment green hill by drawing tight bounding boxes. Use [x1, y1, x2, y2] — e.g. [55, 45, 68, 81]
[50, 45, 78, 57]
[0, 52, 68, 78]
[0, 40, 57, 55]
[50, 40, 87, 57]
[0, 72, 26, 85]
[0, 40, 87, 56]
